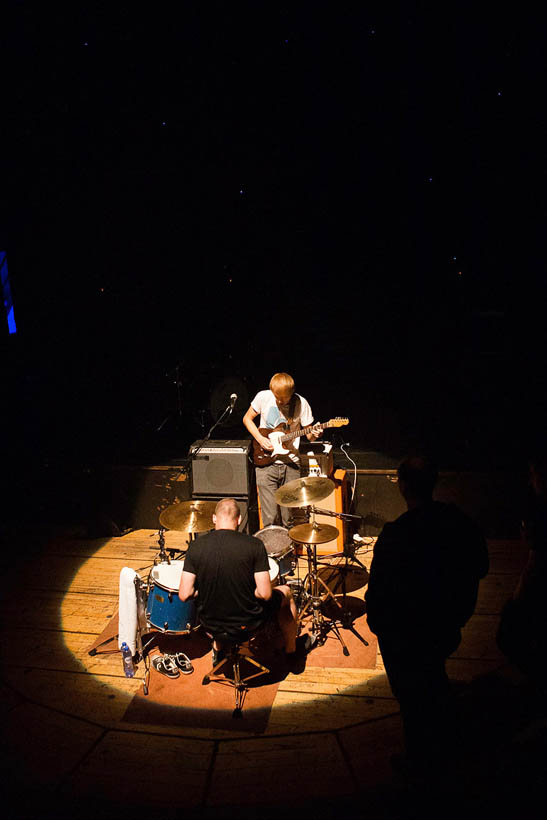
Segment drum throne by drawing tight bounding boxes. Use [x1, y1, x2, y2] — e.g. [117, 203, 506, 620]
[201, 626, 271, 718]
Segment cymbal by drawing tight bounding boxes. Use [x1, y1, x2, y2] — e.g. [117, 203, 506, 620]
[289, 522, 340, 544]
[274, 476, 335, 507]
[159, 500, 216, 532]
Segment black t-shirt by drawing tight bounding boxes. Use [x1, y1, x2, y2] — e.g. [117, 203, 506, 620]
[365, 501, 489, 639]
[183, 528, 270, 634]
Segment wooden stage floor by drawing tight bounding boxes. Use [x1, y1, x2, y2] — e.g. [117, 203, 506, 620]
[1, 528, 544, 818]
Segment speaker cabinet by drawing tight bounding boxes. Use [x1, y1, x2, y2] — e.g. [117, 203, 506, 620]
[190, 440, 251, 496]
[353, 472, 405, 536]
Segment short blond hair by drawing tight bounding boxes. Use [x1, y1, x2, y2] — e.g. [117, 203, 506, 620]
[269, 372, 295, 393]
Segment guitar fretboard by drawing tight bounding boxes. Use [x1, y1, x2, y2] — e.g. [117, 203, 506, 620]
[281, 421, 331, 444]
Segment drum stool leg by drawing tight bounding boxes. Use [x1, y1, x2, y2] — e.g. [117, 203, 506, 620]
[201, 638, 270, 718]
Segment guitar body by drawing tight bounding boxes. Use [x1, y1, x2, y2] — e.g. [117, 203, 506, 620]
[253, 424, 296, 466]
[252, 417, 349, 467]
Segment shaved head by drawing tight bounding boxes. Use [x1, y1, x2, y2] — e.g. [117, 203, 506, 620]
[213, 498, 241, 529]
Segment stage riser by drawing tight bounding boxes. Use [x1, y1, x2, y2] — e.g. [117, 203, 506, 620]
[105, 466, 192, 532]
[354, 471, 523, 537]
[100, 467, 523, 538]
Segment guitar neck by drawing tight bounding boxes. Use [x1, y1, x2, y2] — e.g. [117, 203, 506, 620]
[281, 421, 330, 445]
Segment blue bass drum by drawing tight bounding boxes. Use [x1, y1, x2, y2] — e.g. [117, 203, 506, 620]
[146, 560, 197, 633]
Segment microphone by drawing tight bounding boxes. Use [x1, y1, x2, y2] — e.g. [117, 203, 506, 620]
[228, 393, 237, 414]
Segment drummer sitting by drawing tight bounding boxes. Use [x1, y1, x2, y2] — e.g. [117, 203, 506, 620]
[178, 497, 314, 668]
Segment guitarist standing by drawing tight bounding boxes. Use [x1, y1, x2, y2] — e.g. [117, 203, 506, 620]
[242, 372, 322, 528]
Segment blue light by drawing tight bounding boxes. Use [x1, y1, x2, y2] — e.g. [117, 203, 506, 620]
[7, 307, 16, 334]
[0, 252, 17, 334]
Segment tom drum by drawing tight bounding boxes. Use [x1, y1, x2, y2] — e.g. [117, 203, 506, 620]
[254, 525, 296, 580]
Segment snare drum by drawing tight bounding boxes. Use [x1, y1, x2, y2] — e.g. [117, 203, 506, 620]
[146, 560, 197, 633]
[254, 525, 295, 579]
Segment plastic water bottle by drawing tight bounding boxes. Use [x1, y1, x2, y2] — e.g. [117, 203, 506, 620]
[121, 642, 135, 677]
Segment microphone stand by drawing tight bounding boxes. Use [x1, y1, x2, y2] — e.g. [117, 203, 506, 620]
[171, 399, 234, 484]
[156, 363, 185, 434]
[191, 401, 234, 461]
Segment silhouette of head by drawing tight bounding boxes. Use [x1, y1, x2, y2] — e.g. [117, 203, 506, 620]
[397, 454, 438, 503]
[529, 449, 547, 497]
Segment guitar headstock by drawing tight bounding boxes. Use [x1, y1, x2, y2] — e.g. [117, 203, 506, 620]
[328, 417, 349, 427]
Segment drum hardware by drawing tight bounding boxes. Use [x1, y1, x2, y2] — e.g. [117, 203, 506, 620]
[253, 524, 298, 585]
[303, 508, 370, 643]
[286, 578, 308, 611]
[153, 527, 173, 564]
[151, 526, 195, 566]
[289, 518, 351, 653]
[307, 505, 369, 571]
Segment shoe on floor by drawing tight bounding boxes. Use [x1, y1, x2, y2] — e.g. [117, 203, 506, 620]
[295, 632, 318, 655]
[152, 654, 180, 679]
[168, 652, 194, 675]
[285, 633, 318, 674]
[286, 652, 306, 675]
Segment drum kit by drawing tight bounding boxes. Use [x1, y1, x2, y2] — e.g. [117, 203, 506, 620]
[126, 474, 368, 681]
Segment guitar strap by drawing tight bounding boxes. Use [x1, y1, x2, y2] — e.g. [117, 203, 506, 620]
[284, 394, 301, 428]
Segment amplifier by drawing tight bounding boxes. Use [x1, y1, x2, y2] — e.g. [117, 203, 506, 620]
[190, 439, 251, 496]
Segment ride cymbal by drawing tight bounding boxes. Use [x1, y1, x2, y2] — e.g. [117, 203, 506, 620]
[289, 522, 340, 544]
[274, 476, 334, 507]
[159, 500, 216, 532]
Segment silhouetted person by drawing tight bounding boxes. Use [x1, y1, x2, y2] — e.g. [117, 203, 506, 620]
[365, 454, 489, 772]
[497, 450, 547, 686]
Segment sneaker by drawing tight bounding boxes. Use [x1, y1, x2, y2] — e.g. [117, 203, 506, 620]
[285, 633, 318, 674]
[169, 652, 194, 675]
[295, 632, 318, 655]
[152, 654, 180, 679]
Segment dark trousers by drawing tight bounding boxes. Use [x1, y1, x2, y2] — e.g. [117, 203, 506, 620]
[379, 629, 461, 762]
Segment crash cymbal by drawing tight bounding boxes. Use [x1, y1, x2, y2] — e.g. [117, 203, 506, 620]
[159, 500, 216, 532]
[274, 476, 335, 507]
[289, 522, 340, 544]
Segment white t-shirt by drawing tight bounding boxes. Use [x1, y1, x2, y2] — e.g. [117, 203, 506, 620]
[251, 390, 313, 463]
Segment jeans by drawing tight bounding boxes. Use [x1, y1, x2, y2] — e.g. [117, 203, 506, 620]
[255, 462, 308, 529]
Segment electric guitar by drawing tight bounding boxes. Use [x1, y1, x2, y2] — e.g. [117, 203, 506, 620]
[252, 418, 349, 466]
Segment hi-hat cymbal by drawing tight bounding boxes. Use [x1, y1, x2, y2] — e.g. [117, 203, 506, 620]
[289, 522, 340, 544]
[274, 476, 335, 507]
[159, 500, 216, 532]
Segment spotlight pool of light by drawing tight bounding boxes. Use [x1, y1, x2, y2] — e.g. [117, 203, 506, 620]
[61, 532, 394, 730]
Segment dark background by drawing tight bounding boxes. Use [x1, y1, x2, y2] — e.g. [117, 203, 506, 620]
[2, 3, 546, 489]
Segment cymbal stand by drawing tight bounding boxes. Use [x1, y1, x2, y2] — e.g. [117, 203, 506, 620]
[151, 527, 192, 566]
[309, 505, 368, 571]
[297, 541, 349, 655]
[155, 527, 171, 563]
[302, 513, 370, 650]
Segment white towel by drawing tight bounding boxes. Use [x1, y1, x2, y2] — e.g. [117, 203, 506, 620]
[118, 567, 140, 655]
